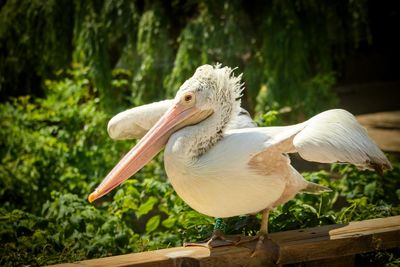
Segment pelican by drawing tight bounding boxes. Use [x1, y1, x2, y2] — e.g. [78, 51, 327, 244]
[89, 64, 392, 249]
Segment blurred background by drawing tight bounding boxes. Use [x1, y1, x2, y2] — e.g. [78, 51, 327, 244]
[0, 0, 399, 266]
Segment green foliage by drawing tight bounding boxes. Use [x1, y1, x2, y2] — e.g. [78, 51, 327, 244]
[164, 0, 252, 97]
[0, 192, 138, 266]
[1, 0, 369, 116]
[131, 2, 174, 105]
[0, 66, 130, 213]
[0, 0, 73, 97]
[257, 1, 343, 116]
[334, 158, 400, 223]
[254, 109, 281, 127]
[72, 0, 139, 108]
[269, 170, 338, 233]
[334, 159, 400, 205]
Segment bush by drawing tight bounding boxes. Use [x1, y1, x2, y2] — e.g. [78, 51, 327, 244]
[0, 192, 138, 266]
[0, 67, 131, 212]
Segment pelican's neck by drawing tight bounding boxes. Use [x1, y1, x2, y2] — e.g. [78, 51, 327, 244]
[168, 107, 236, 160]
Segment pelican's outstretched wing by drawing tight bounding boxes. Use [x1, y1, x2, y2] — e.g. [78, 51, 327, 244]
[293, 109, 392, 172]
[108, 100, 255, 140]
[250, 109, 392, 173]
[108, 100, 173, 140]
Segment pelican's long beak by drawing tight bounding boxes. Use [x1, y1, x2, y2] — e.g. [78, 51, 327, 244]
[88, 101, 204, 203]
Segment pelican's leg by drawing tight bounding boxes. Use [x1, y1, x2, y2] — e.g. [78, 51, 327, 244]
[184, 218, 240, 248]
[235, 208, 270, 247]
[254, 208, 270, 250]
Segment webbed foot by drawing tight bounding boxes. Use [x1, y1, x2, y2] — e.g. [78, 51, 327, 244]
[235, 233, 272, 257]
[184, 230, 242, 248]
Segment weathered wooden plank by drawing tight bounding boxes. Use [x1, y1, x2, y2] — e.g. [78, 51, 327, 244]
[50, 246, 265, 267]
[356, 111, 400, 152]
[50, 215, 400, 267]
[272, 215, 400, 264]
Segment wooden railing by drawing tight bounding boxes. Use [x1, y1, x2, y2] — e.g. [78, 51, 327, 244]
[51, 215, 400, 267]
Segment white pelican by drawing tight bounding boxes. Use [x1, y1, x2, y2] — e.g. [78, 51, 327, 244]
[89, 64, 392, 249]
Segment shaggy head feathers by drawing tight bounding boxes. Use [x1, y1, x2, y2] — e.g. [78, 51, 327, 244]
[177, 64, 244, 128]
[174, 64, 244, 158]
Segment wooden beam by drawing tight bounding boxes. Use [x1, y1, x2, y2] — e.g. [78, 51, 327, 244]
[50, 215, 400, 267]
[273, 215, 400, 264]
[356, 111, 400, 153]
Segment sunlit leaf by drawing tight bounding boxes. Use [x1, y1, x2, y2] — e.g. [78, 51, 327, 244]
[161, 217, 176, 228]
[136, 197, 158, 218]
[146, 215, 160, 233]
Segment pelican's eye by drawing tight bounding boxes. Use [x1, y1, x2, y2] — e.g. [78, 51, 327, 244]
[182, 92, 195, 105]
[184, 94, 192, 102]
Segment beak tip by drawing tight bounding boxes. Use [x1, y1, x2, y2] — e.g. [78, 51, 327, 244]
[88, 192, 98, 203]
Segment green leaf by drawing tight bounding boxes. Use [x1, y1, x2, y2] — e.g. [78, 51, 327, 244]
[161, 217, 176, 228]
[122, 196, 138, 210]
[136, 197, 158, 218]
[146, 215, 160, 233]
[364, 181, 376, 199]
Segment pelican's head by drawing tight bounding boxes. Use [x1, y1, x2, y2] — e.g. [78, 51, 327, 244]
[175, 64, 243, 122]
[88, 64, 243, 203]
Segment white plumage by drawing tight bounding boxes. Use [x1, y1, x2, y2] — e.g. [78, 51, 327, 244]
[293, 109, 390, 171]
[108, 99, 173, 140]
[90, 64, 392, 246]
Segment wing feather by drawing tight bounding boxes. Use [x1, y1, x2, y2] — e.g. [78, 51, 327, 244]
[107, 100, 173, 140]
[293, 109, 392, 172]
[249, 109, 391, 174]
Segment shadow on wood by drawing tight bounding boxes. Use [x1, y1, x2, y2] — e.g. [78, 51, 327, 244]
[50, 216, 400, 267]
